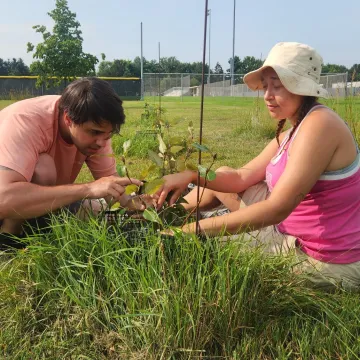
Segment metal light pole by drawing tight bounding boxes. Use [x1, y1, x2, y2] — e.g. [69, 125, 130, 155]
[231, 0, 236, 86]
[207, 9, 211, 85]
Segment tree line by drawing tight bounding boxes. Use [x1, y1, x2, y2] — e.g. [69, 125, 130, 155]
[3, 55, 359, 82]
[2, 0, 358, 87]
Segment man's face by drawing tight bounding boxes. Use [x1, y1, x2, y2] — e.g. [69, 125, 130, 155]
[66, 116, 115, 156]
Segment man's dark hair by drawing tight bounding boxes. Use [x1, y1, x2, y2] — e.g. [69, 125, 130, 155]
[58, 77, 125, 132]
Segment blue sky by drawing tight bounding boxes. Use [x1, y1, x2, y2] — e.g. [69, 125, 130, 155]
[1, 0, 359, 71]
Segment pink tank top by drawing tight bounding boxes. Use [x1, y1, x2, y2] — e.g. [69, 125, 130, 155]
[266, 105, 360, 264]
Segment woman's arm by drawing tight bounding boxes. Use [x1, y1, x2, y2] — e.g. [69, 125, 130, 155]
[182, 198, 284, 235]
[183, 110, 343, 236]
[158, 135, 286, 207]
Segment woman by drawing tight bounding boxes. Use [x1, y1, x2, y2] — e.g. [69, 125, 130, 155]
[157, 42, 360, 289]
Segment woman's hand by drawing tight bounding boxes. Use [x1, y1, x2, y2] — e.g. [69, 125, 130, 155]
[156, 170, 196, 209]
[120, 193, 159, 211]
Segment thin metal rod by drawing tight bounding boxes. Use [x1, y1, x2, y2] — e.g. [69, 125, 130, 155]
[140, 22, 144, 100]
[158, 42, 161, 110]
[196, 0, 209, 235]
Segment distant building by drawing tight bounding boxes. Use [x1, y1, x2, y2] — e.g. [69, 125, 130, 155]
[332, 81, 360, 89]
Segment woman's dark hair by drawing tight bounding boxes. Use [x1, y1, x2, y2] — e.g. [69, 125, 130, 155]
[58, 77, 125, 132]
[275, 96, 318, 146]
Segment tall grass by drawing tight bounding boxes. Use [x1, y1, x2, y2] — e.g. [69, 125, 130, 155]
[1, 213, 360, 359]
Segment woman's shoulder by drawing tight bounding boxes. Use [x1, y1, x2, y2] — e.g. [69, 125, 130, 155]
[292, 105, 358, 172]
[300, 105, 346, 135]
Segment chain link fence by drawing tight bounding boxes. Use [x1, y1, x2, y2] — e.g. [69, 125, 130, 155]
[0, 76, 141, 100]
[144, 73, 353, 98]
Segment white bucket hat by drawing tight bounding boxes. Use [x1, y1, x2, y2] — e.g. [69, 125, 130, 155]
[243, 42, 329, 98]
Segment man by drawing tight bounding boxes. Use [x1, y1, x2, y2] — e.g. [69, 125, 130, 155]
[0, 77, 142, 248]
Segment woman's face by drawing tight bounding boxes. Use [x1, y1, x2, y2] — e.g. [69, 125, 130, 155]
[261, 67, 303, 124]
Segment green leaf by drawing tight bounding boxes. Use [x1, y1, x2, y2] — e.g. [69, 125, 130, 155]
[169, 159, 176, 170]
[157, 134, 167, 154]
[197, 165, 217, 181]
[139, 164, 157, 180]
[185, 162, 198, 171]
[125, 184, 139, 195]
[110, 202, 121, 210]
[170, 146, 184, 154]
[177, 196, 189, 204]
[116, 164, 127, 177]
[123, 139, 131, 155]
[193, 143, 210, 152]
[169, 136, 184, 146]
[207, 170, 217, 181]
[143, 178, 165, 195]
[143, 208, 163, 226]
[176, 158, 186, 172]
[148, 150, 163, 167]
[198, 165, 208, 178]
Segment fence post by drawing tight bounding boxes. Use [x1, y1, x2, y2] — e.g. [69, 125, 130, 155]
[181, 73, 183, 102]
[326, 75, 329, 91]
[345, 72, 348, 98]
[222, 73, 225, 101]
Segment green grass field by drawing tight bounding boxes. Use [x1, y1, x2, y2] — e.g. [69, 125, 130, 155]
[0, 96, 360, 359]
[81, 95, 359, 182]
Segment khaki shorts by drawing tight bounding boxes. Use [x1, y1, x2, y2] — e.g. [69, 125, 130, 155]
[222, 181, 360, 290]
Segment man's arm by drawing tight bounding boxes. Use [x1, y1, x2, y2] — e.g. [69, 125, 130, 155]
[0, 168, 141, 220]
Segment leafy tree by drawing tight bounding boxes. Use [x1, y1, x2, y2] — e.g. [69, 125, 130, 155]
[131, 57, 158, 77]
[321, 63, 348, 74]
[7, 58, 30, 76]
[159, 57, 181, 73]
[240, 56, 263, 74]
[0, 58, 30, 76]
[349, 64, 360, 82]
[97, 61, 113, 77]
[98, 59, 133, 77]
[226, 56, 241, 74]
[214, 62, 224, 74]
[97, 57, 159, 77]
[132, 56, 143, 77]
[227, 56, 262, 74]
[188, 61, 209, 74]
[27, 0, 99, 87]
[0, 59, 7, 75]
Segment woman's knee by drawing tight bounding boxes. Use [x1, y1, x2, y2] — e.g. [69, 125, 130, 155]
[216, 166, 235, 173]
[31, 153, 57, 186]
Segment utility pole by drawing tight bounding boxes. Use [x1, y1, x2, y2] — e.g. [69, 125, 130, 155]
[231, 0, 236, 86]
[207, 9, 211, 85]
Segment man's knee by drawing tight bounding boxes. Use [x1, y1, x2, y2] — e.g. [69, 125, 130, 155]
[31, 153, 57, 186]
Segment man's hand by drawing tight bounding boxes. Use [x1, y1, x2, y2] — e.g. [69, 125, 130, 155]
[86, 176, 142, 202]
